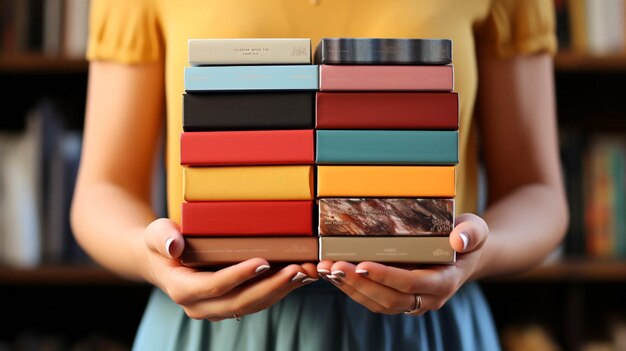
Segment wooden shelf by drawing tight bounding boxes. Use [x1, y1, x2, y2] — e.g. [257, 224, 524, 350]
[0, 53, 88, 73]
[0, 265, 145, 285]
[488, 259, 626, 282]
[555, 51, 626, 72]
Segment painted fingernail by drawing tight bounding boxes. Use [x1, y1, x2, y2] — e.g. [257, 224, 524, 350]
[165, 237, 175, 259]
[331, 270, 345, 279]
[459, 232, 469, 250]
[356, 269, 369, 276]
[290, 272, 308, 282]
[326, 274, 343, 285]
[317, 269, 330, 281]
[301, 278, 318, 284]
[255, 265, 271, 274]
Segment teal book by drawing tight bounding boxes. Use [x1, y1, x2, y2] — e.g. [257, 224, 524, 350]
[610, 143, 626, 258]
[316, 130, 458, 165]
[184, 65, 318, 91]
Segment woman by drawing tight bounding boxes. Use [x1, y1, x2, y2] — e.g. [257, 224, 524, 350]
[71, 0, 568, 349]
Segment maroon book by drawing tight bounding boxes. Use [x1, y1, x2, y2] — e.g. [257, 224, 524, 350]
[181, 237, 319, 266]
[182, 201, 313, 235]
[316, 92, 458, 130]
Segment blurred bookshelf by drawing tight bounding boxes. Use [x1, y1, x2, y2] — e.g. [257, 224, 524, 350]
[482, 1, 626, 349]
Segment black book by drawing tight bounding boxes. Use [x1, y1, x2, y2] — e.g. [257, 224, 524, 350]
[183, 92, 315, 131]
[314, 38, 452, 65]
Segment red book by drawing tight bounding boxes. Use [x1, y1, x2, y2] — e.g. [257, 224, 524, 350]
[181, 201, 313, 235]
[180, 130, 314, 166]
[319, 65, 454, 91]
[316, 92, 458, 129]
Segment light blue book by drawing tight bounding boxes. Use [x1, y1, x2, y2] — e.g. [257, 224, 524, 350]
[316, 130, 458, 165]
[184, 65, 318, 91]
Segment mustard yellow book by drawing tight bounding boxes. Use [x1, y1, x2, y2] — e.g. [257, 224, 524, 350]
[317, 166, 455, 197]
[184, 165, 314, 201]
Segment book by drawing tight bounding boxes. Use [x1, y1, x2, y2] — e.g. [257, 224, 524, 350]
[181, 237, 318, 266]
[0, 109, 43, 268]
[315, 92, 459, 130]
[314, 38, 452, 65]
[181, 130, 314, 166]
[319, 237, 455, 264]
[317, 166, 456, 197]
[319, 65, 453, 91]
[184, 65, 319, 92]
[188, 38, 311, 65]
[315, 130, 458, 165]
[184, 165, 314, 201]
[63, 0, 89, 57]
[43, 0, 63, 55]
[183, 92, 315, 131]
[318, 198, 455, 236]
[182, 201, 313, 236]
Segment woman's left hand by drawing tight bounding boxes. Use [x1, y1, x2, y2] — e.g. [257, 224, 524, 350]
[317, 213, 489, 315]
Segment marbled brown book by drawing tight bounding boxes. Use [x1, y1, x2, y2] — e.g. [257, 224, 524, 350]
[318, 198, 454, 236]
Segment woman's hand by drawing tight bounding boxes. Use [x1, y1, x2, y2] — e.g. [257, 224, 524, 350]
[143, 218, 319, 322]
[316, 213, 488, 315]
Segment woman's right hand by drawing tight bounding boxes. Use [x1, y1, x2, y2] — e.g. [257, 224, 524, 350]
[142, 218, 319, 322]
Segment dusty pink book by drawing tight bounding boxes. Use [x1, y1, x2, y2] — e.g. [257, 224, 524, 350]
[319, 65, 454, 91]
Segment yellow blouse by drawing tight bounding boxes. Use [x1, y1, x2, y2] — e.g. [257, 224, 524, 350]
[87, 0, 557, 224]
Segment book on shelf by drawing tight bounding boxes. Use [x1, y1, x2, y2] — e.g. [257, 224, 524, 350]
[583, 135, 626, 259]
[0, 98, 89, 267]
[0, 108, 43, 268]
[0, 0, 90, 57]
[557, 0, 626, 54]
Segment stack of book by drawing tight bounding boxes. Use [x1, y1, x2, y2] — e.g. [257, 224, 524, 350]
[314, 38, 459, 264]
[179, 38, 319, 267]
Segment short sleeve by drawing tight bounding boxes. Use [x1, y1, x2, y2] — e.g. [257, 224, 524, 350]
[479, 0, 558, 58]
[86, 0, 164, 64]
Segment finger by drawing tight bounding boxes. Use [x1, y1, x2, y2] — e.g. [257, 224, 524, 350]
[354, 261, 451, 296]
[145, 218, 184, 259]
[167, 258, 271, 305]
[449, 213, 489, 253]
[185, 264, 314, 319]
[403, 293, 443, 316]
[316, 260, 334, 280]
[329, 262, 414, 314]
[300, 262, 320, 281]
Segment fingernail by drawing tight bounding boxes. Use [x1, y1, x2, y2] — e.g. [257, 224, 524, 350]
[326, 274, 343, 285]
[331, 270, 345, 279]
[459, 232, 469, 250]
[290, 272, 308, 282]
[165, 237, 175, 259]
[255, 265, 270, 274]
[356, 269, 369, 276]
[301, 278, 318, 284]
[317, 269, 330, 281]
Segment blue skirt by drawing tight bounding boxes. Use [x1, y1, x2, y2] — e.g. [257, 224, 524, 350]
[133, 281, 500, 351]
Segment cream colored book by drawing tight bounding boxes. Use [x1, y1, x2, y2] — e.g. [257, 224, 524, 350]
[188, 38, 311, 65]
[320, 237, 456, 264]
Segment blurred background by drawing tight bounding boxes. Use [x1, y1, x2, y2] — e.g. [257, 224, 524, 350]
[1, 0, 626, 350]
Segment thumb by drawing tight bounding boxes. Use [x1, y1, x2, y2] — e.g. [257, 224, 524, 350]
[145, 218, 185, 259]
[449, 213, 489, 253]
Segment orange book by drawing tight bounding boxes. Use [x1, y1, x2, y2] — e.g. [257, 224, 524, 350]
[317, 166, 455, 197]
